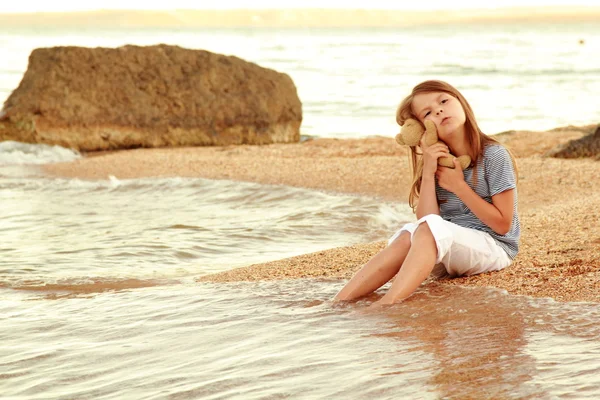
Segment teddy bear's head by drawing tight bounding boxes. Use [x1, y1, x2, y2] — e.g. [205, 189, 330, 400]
[394, 118, 472, 170]
[395, 118, 438, 147]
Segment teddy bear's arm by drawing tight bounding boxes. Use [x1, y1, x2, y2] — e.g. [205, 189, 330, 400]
[438, 154, 472, 169]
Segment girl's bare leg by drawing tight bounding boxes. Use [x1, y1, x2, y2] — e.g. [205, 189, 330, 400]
[333, 231, 411, 302]
[375, 222, 437, 305]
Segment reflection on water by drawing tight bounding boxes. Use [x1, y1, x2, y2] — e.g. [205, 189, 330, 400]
[370, 286, 543, 398]
[2, 281, 600, 399]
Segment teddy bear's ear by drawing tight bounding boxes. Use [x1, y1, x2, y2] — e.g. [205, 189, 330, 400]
[395, 133, 405, 146]
[424, 120, 436, 131]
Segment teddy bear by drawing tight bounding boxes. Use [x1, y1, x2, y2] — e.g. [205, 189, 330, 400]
[395, 118, 471, 169]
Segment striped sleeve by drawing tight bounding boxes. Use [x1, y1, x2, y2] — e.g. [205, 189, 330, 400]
[484, 146, 516, 197]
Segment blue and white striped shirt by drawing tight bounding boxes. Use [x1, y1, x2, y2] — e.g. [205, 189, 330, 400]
[435, 144, 520, 259]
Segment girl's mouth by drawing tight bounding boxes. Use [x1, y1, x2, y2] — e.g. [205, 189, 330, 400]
[441, 117, 451, 125]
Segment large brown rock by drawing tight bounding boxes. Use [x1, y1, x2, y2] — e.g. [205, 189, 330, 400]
[546, 125, 600, 160]
[0, 45, 302, 151]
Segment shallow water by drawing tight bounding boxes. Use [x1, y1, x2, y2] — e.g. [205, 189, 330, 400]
[2, 143, 600, 398]
[3, 282, 600, 399]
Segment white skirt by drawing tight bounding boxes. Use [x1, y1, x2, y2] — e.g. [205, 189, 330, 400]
[387, 214, 512, 278]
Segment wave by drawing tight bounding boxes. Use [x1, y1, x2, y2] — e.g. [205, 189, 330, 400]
[1, 175, 413, 284]
[0, 141, 80, 165]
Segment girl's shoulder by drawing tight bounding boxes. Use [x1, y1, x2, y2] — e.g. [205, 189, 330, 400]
[481, 143, 512, 165]
[479, 143, 517, 181]
[482, 143, 508, 157]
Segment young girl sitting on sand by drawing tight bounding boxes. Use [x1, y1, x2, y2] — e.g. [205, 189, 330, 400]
[334, 80, 520, 306]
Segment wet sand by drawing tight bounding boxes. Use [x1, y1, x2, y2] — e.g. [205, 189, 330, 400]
[44, 125, 600, 302]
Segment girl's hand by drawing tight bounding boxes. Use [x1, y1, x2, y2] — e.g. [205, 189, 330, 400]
[436, 158, 466, 193]
[420, 137, 449, 177]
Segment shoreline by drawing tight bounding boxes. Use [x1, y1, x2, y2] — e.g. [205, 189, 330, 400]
[44, 125, 600, 303]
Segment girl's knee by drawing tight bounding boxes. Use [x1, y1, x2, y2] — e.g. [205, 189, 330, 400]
[391, 230, 411, 248]
[414, 222, 434, 242]
[413, 223, 439, 259]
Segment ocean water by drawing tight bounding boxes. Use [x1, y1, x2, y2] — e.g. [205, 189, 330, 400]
[2, 23, 600, 399]
[1, 23, 600, 138]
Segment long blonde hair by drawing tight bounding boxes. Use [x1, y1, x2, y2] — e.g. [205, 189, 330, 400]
[396, 80, 518, 212]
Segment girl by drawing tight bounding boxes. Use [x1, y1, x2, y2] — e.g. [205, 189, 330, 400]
[334, 80, 520, 306]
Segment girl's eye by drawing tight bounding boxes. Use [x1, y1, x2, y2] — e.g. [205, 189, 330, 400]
[441, 99, 448, 104]
[424, 111, 431, 117]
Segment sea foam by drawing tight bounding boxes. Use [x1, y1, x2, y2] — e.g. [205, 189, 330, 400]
[0, 140, 80, 165]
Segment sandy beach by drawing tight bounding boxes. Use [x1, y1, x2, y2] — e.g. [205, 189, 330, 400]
[44, 125, 600, 303]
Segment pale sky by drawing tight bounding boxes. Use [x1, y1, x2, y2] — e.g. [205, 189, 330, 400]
[1, 0, 599, 13]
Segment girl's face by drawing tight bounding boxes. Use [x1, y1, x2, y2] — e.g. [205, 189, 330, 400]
[411, 91, 466, 142]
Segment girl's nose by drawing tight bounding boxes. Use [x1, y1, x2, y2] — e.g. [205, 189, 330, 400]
[436, 109, 443, 115]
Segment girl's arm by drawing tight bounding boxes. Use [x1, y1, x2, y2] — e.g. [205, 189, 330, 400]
[437, 159, 514, 235]
[454, 182, 514, 235]
[416, 141, 449, 219]
[416, 175, 440, 219]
